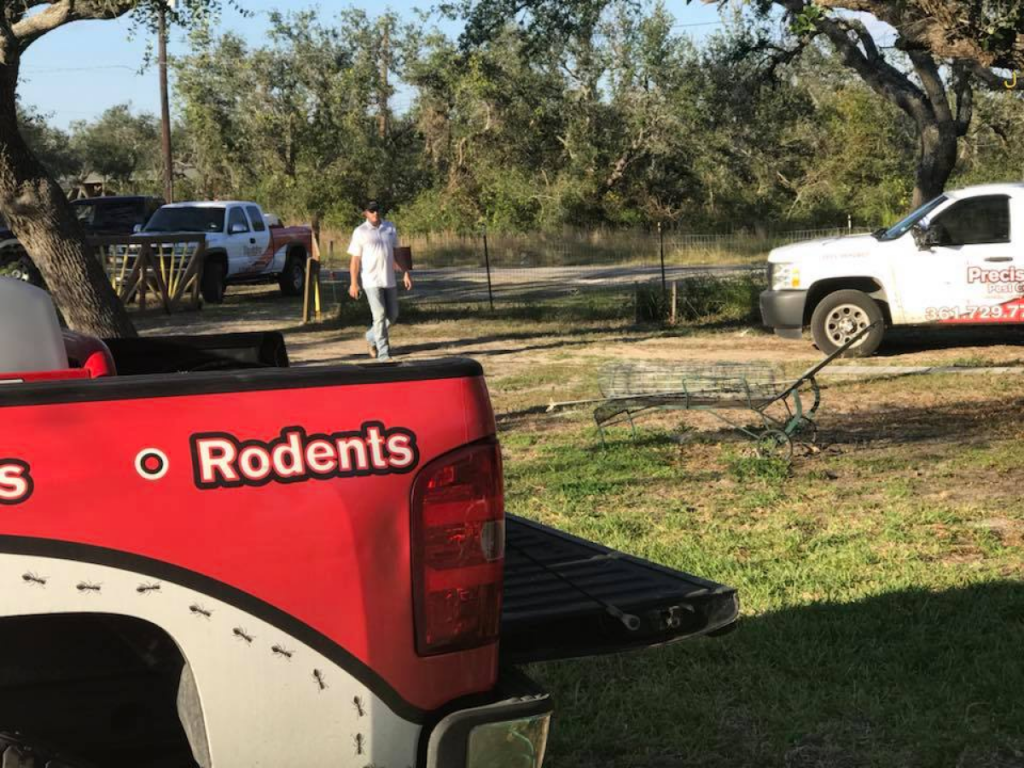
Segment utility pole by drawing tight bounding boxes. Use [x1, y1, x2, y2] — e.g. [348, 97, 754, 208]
[158, 2, 174, 203]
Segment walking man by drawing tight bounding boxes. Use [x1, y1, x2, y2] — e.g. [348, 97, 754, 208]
[347, 201, 412, 361]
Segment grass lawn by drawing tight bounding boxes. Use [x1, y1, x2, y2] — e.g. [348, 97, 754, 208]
[495, 374, 1024, 768]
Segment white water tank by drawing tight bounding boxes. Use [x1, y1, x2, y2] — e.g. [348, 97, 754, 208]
[0, 278, 68, 373]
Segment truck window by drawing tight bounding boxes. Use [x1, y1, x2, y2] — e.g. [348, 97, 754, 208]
[930, 195, 1011, 246]
[92, 200, 145, 232]
[878, 195, 948, 241]
[145, 207, 226, 234]
[228, 207, 250, 234]
[246, 206, 266, 233]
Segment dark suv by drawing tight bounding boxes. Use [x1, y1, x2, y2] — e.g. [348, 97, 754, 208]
[71, 195, 164, 237]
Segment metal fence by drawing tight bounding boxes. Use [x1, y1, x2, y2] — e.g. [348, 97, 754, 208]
[316, 226, 873, 307]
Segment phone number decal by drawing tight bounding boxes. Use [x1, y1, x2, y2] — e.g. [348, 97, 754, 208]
[927, 304, 1024, 322]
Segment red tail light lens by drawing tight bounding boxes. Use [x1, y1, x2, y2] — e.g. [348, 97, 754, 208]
[411, 440, 505, 656]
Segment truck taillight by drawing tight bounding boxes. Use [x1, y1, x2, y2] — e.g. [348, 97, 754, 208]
[412, 440, 505, 656]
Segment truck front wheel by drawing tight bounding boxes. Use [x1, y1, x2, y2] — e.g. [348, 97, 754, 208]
[810, 289, 884, 357]
[201, 259, 227, 304]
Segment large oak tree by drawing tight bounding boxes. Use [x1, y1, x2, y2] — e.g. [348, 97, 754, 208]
[0, 1, 219, 337]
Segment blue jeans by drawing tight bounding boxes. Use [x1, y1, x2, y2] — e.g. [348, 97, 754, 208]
[365, 287, 399, 360]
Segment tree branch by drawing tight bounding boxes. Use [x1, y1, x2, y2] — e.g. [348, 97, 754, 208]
[12, 0, 133, 52]
[907, 49, 950, 123]
[812, 13, 933, 126]
[814, 0, 1024, 70]
[951, 61, 973, 137]
[965, 61, 1021, 92]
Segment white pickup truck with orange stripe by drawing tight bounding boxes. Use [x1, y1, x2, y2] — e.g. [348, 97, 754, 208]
[143, 201, 313, 304]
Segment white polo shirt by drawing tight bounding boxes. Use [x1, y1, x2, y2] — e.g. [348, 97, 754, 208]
[347, 220, 398, 289]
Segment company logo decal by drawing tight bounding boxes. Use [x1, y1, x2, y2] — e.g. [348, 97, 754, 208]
[190, 423, 419, 490]
[967, 266, 1024, 295]
[0, 459, 33, 505]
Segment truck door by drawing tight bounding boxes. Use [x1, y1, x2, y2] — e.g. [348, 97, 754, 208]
[245, 205, 274, 273]
[225, 206, 254, 278]
[893, 195, 1018, 324]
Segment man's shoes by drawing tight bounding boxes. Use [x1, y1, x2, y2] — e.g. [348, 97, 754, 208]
[367, 340, 378, 359]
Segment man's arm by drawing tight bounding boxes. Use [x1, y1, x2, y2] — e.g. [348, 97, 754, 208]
[349, 255, 361, 299]
[347, 229, 362, 299]
[390, 225, 412, 291]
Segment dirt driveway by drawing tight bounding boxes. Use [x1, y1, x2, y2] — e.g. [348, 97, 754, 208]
[136, 284, 1024, 394]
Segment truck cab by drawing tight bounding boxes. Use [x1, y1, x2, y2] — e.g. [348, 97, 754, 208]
[760, 183, 1024, 356]
[143, 201, 311, 303]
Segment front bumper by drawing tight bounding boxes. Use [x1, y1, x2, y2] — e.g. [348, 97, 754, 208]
[423, 668, 552, 768]
[760, 290, 807, 339]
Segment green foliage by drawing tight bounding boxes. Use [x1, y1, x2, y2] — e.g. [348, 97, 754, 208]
[18, 0, 1024, 237]
[634, 274, 764, 325]
[175, 10, 424, 224]
[16, 103, 80, 181]
[70, 105, 160, 190]
[675, 275, 764, 323]
[791, 3, 825, 36]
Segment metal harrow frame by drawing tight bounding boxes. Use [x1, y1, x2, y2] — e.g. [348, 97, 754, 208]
[594, 323, 876, 459]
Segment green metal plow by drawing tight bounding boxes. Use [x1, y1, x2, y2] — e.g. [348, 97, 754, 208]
[594, 323, 878, 459]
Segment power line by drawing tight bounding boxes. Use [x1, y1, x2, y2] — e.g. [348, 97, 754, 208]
[22, 64, 139, 74]
[671, 21, 725, 29]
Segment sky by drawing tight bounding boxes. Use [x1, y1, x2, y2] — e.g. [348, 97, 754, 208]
[18, 1, 728, 128]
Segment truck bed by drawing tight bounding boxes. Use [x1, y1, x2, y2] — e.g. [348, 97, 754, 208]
[501, 516, 739, 663]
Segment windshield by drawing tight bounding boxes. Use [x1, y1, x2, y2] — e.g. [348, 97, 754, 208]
[73, 200, 145, 232]
[144, 207, 226, 234]
[876, 195, 948, 241]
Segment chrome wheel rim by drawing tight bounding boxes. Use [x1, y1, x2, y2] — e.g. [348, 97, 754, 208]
[825, 304, 870, 347]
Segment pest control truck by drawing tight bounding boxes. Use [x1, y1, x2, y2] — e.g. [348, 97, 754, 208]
[0, 278, 738, 768]
[142, 201, 313, 304]
[760, 183, 1024, 356]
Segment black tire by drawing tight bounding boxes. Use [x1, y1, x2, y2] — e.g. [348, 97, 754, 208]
[201, 259, 227, 304]
[279, 253, 305, 297]
[810, 289, 884, 358]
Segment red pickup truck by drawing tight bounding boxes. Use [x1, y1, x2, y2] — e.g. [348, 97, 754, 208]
[0, 280, 739, 768]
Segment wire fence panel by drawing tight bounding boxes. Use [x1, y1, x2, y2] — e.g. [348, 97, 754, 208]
[316, 226, 873, 306]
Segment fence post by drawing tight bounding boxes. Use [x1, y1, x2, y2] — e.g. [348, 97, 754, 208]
[303, 235, 323, 325]
[658, 221, 667, 304]
[670, 280, 677, 326]
[483, 224, 495, 312]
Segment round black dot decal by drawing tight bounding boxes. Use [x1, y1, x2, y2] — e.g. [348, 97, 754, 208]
[135, 448, 169, 481]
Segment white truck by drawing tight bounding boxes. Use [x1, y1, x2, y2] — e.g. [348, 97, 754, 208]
[142, 201, 313, 304]
[760, 183, 1023, 356]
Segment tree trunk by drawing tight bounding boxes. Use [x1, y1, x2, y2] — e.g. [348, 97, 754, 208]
[0, 55, 136, 339]
[912, 120, 959, 208]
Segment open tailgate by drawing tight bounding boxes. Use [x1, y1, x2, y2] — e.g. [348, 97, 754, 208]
[501, 516, 739, 664]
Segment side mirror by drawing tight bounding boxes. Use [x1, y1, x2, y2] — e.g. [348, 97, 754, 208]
[229, 223, 248, 235]
[132, 224, 143, 234]
[912, 223, 942, 249]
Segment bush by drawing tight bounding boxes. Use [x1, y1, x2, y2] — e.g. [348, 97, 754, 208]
[635, 274, 765, 325]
